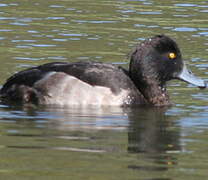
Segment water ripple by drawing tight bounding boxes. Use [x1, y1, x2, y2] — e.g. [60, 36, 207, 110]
[174, 4, 197, 7]
[0, 3, 8, 7]
[173, 27, 197, 32]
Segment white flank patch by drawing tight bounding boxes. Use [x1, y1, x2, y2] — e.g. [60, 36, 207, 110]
[34, 72, 128, 106]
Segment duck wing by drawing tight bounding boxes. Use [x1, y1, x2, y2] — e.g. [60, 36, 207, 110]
[0, 62, 136, 96]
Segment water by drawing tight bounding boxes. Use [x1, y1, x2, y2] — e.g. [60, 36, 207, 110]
[0, 0, 208, 179]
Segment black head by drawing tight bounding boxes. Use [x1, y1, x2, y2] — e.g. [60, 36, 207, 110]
[129, 35, 206, 105]
[129, 35, 206, 88]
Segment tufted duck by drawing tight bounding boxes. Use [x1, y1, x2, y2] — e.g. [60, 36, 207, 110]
[0, 35, 206, 106]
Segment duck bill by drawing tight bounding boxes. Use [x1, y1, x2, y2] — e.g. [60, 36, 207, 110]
[177, 64, 206, 88]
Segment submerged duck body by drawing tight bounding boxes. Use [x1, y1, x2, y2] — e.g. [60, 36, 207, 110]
[0, 35, 206, 106]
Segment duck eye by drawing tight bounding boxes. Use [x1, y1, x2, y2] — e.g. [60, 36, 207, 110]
[168, 52, 176, 59]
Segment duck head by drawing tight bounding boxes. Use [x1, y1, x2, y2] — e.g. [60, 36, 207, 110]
[129, 35, 206, 106]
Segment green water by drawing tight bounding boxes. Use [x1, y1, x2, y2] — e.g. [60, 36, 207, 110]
[0, 0, 208, 179]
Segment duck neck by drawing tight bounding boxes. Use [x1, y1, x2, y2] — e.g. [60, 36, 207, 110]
[131, 75, 170, 106]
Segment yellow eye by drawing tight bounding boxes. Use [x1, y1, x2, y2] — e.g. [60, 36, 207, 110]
[168, 52, 176, 59]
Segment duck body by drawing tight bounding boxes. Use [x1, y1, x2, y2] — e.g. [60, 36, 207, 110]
[0, 35, 206, 106]
[0, 62, 145, 106]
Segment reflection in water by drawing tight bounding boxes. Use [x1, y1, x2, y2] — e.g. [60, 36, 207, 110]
[128, 107, 180, 153]
[39, 105, 128, 131]
[5, 105, 181, 157]
[4, 105, 181, 152]
[0, 104, 205, 179]
[127, 107, 180, 175]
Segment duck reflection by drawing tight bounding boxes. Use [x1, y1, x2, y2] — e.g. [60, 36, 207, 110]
[127, 107, 180, 174]
[4, 105, 181, 153]
[127, 107, 180, 154]
[3, 104, 181, 167]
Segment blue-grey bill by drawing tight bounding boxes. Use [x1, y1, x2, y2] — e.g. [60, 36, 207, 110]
[178, 64, 206, 88]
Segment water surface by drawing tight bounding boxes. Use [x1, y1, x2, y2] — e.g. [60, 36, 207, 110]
[0, 0, 208, 179]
